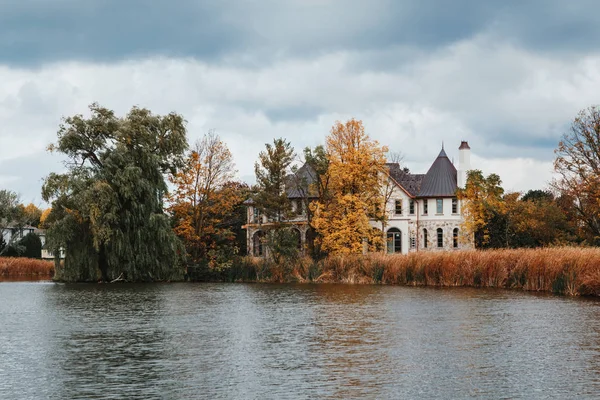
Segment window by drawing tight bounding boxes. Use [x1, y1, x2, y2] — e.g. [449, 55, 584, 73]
[453, 228, 459, 248]
[296, 200, 304, 216]
[436, 198, 443, 214]
[395, 200, 402, 215]
[410, 236, 416, 249]
[253, 208, 262, 224]
[423, 200, 428, 215]
[409, 200, 415, 215]
[387, 228, 402, 253]
[452, 198, 458, 214]
[423, 229, 428, 248]
[437, 228, 443, 248]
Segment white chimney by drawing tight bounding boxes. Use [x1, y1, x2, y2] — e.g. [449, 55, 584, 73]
[457, 141, 471, 188]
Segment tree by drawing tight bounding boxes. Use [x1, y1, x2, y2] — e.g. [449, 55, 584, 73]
[254, 138, 295, 222]
[16, 232, 42, 258]
[0, 190, 21, 256]
[42, 103, 188, 282]
[310, 119, 388, 254]
[554, 105, 600, 244]
[169, 132, 242, 267]
[21, 204, 43, 227]
[457, 170, 504, 248]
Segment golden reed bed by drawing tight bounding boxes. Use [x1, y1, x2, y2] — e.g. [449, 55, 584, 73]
[239, 248, 600, 296]
[0, 257, 54, 279]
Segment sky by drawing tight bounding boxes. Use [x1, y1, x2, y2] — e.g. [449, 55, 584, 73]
[1, 0, 599, 204]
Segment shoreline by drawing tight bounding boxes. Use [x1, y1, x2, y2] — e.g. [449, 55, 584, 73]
[4, 247, 600, 297]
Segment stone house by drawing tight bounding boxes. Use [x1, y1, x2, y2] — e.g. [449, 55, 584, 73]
[243, 141, 472, 256]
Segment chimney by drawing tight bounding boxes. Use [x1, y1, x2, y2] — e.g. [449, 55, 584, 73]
[458, 141, 471, 188]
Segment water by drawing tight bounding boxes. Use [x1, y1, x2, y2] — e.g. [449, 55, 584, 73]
[1, 283, 599, 399]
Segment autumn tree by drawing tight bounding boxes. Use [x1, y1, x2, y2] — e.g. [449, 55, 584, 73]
[42, 103, 187, 282]
[457, 170, 505, 248]
[506, 190, 577, 247]
[554, 105, 600, 244]
[169, 132, 242, 267]
[254, 138, 295, 222]
[310, 119, 388, 254]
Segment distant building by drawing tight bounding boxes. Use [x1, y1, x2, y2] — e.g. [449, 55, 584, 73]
[244, 141, 472, 256]
[1, 224, 65, 259]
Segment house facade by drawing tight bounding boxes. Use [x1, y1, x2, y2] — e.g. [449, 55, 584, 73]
[244, 141, 472, 256]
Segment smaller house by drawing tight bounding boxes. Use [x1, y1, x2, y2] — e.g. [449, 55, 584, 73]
[1, 223, 65, 259]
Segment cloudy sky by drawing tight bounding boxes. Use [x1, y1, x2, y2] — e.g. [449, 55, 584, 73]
[1, 0, 599, 204]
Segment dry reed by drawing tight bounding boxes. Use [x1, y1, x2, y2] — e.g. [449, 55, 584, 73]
[0, 257, 55, 279]
[237, 248, 600, 296]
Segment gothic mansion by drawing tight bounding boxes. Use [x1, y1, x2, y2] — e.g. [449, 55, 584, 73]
[244, 141, 472, 256]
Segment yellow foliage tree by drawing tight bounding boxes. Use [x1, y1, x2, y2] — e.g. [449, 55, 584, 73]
[310, 119, 388, 254]
[457, 170, 504, 247]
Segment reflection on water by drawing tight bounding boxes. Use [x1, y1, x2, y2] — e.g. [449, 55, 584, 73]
[0, 283, 599, 399]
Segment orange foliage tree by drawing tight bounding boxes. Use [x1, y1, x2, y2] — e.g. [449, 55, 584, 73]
[310, 119, 388, 254]
[169, 132, 242, 265]
[554, 106, 600, 244]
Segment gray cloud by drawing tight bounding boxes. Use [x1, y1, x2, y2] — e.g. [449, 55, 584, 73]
[1, 0, 599, 201]
[2, 0, 600, 68]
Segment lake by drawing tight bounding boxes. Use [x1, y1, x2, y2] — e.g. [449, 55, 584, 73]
[0, 282, 599, 399]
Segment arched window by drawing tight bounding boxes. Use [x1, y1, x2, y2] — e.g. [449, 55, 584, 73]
[253, 231, 265, 257]
[387, 228, 402, 254]
[423, 229, 428, 248]
[437, 228, 443, 248]
[453, 228, 459, 248]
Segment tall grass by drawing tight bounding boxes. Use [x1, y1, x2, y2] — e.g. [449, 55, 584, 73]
[0, 257, 55, 279]
[233, 248, 600, 296]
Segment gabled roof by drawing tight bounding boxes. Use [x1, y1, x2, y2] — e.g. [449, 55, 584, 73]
[386, 163, 424, 197]
[285, 163, 319, 199]
[417, 148, 458, 197]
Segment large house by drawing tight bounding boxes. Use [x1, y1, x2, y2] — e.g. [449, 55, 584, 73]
[244, 141, 472, 256]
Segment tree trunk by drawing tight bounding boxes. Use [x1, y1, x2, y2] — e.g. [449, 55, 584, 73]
[98, 243, 109, 282]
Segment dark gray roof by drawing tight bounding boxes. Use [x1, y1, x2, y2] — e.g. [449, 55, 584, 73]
[417, 148, 458, 197]
[285, 163, 319, 198]
[386, 163, 424, 197]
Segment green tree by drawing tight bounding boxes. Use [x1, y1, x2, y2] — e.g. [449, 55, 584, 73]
[254, 138, 295, 222]
[42, 103, 188, 282]
[0, 190, 28, 256]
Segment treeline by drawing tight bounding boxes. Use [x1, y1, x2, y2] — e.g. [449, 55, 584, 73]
[3, 103, 600, 282]
[458, 106, 600, 248]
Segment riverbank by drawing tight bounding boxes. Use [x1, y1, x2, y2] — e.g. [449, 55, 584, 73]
[203, 247, 600, 296]
[0, 257, 54, 280]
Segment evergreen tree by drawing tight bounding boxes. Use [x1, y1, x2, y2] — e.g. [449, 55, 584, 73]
[253, 138, 295, 222]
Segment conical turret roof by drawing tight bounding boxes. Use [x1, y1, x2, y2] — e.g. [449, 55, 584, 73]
[417, 148, 457, 197]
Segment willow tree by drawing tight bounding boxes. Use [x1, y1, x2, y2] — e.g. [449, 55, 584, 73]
[42, 104, 188, 282]
[310, 119, 388, 254]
